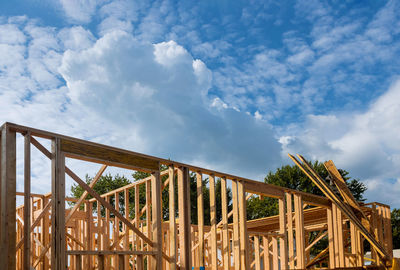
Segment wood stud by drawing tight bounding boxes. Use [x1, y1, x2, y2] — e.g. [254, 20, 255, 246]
[2, 123, 393, 270]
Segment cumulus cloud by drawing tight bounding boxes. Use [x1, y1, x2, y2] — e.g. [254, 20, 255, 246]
[1, 19, 282, 196]
[59, 31, 281, 178]
[281, 79, 400, 207]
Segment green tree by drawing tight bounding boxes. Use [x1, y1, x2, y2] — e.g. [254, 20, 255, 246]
[392, 208, 400, 249]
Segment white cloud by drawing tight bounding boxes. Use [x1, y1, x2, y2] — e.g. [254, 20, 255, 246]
[59, 0, 102, 23]
[281, 79, 400, 207]
[59, 30, 282, 179]
[0, 18, 283, 197]
[58, 26, 95, 51]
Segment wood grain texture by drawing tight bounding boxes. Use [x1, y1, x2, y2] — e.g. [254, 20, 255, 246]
[60, 138, 159, 171]
[0, 127, 16, 270]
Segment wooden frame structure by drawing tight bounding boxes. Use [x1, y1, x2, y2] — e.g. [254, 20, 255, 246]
[0, 122, 394, 269]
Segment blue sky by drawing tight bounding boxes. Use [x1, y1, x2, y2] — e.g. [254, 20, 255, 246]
[1, 0, 400, 207]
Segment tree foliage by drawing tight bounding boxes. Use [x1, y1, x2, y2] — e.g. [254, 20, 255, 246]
[392, 208, 400, 249]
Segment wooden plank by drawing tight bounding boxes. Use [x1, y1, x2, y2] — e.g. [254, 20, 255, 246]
[272, 237, 278, 270]
[231, 180, 240, 270]
[324, 161, 365, 212]
[279, 196, 288, 270]
[137, 254, 144, 270]
[244, 179, 330, 207]
[118, 254, 124, 270]
[178, 167, 192, 269]
[238, 180, 250, 269]
[263, 236, 270, 270]
[243, 179, 283, 198]
[327, 207, 336, 269]
[286, 193, 295, 269]
[332, 204, 340, 267]
[384, 206, 393, 256]
[135, 185, 140, 250]
[294, 193, 305, 269]
[350, 222, 357, 267]
[336, 207, 345, 267]
[146, 179, 152, 269]
[254, 235, 261, 270]
[209, 175, 218, 270]
[168, 165, 177, 270]
[23, 132, 31, 269]
[76, 254, 82, 270]
[66, 250, 157, 255]
[221, 176, 230, 270]
[0, 126, 16, 270]
[151, 171, 163, 269]
[115, 192, 120, 269]
[60, 138, 159, 171]
[371, 204, 380, 266]
[196, 172, 204, 267]
[51, 138, 66, 270]
[105, 196, 110, 268]
[123, 189, 129, 270]
[85, 202, 92, 268]
[98, 254, 105, 270]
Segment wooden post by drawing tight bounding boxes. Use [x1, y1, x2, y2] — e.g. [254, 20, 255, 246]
[221, 176, 230, 270]
[86, 202, 93, 269]
[178, 167, 192, 269]
[293, 194, 305, 269]
[169, 165, 177, 269]
[135, 186, 140, 250]
[209, 175, 218, 270]
[105, 196, 110, 268]
[279, 196, 288, 270]
[238, 180, 250, 269]
[137, 254, 144, 270]
[151, 170, 162, 269]
[263, 236, 270, 270]
[327, 206, 336, 269]
[43, 196, 50, 269]
[196, 172, 205, 267]
[231, 180, 240, 270]
[24, 133, 31, 269]
[254, 235, 261, 270]
[384, 206, 393, 256]
[118, 254, 125, 270]
[332, 204, 340, 267]
[98, 254, 105, 270]
[124, 189, 130, 270]
[336, 206, 345, 267]
[146, 180, 152, 269]
[51, 138, 66, 270]
[0, 126, 16, 270]
[272, 237, 279, 270]
[286, 193, 295, 269]
[76, 254, 82, 270]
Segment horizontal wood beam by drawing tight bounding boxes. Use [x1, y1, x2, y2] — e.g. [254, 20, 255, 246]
[60, 139, 159, 172]
[66, 250, 157, 256]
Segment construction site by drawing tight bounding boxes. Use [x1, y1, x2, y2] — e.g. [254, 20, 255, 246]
[0, 122, 396, 270]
